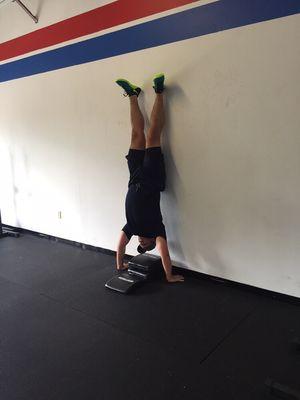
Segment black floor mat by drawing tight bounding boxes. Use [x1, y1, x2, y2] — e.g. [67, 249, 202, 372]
[0, 233, 299, 400]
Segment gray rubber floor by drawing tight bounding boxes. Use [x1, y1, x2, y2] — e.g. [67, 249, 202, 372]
[0, 232, 299, 400]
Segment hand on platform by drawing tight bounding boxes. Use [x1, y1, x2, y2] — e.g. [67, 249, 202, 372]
[117, 262, 129, 271]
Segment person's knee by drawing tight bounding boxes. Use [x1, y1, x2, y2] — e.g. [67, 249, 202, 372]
[146, 139, 161, 149]
[130, 135, 146, 150]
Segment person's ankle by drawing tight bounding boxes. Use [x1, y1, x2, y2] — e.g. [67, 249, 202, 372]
[129, 94, 138, 101]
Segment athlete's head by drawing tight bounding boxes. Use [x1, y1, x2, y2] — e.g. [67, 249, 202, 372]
[137, 236, 156, 253]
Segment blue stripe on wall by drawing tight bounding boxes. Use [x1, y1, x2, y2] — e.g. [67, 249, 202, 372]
[0, 0, 299, 83]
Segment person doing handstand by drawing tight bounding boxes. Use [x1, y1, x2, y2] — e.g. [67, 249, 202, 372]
[115, 74, 184, 283]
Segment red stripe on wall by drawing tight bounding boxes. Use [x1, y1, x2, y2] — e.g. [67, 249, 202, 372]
[0, 0, 198, 62]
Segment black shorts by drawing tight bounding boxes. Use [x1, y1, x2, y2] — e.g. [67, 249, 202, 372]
[125, 147, 166, 191]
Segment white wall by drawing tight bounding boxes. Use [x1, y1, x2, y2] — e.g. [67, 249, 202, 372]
[0, 1, 300, 297]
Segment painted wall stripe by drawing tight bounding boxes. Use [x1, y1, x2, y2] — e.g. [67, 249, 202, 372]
[0, 0, 199, 62]
[0, 0, 299, 84]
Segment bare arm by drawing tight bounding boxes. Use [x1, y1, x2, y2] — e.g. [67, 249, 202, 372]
[156, 236, 184, 283]
[116, 231, 130, 270]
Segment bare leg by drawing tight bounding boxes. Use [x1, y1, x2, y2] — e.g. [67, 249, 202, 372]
[146, 93, 164, 148]
[129, 96, 145, 150]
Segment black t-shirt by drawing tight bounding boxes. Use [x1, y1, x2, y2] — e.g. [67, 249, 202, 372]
[122, 183, 166, 241]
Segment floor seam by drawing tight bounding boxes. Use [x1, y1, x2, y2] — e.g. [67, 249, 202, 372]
[197, 305, 258, 366]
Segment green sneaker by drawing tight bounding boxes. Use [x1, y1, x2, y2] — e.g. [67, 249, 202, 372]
[115, 79, 141, 97]
[153, 73, 165, 93]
